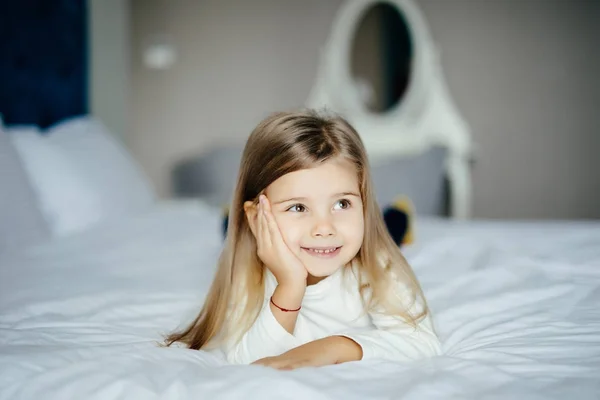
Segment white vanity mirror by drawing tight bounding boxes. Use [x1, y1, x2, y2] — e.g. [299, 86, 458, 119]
[307, 0, 473, 218]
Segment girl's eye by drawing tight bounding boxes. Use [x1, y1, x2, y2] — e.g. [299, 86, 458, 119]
[287, 204, 306, 213]
[333, 199, 351, 210]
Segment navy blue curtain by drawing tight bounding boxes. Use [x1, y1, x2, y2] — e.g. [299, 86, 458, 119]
[0, 0, 87, 129]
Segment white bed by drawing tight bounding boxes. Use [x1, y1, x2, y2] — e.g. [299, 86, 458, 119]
[1, 200, 599, 400]
[1, 1, 599, 396]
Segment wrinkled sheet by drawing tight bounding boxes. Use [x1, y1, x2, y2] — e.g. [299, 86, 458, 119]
[1, 202, 599, 399]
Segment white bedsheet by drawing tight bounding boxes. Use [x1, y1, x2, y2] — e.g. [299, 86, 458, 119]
[1, 201, 599, 399]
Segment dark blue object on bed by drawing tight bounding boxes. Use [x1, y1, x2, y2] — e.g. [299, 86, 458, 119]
[0, 0, 87, 129]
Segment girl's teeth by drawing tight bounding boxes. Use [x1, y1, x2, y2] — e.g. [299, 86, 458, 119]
[312, 248, 335, 253]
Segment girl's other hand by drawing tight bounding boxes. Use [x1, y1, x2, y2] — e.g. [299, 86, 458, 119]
[251, 336, 362, 370]
[256, 195, 307, 289]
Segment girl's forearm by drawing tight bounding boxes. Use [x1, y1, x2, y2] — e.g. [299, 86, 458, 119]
[270, 283, 305, 334]
[282, 336, 363, 365]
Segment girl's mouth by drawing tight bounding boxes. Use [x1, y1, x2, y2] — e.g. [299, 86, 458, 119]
[301, 246, 342, 258]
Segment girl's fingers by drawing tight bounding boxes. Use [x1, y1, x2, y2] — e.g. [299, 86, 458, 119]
[277, 361, 306, 370]
[258, 196, 271, 246]
[262, 197, 285, 245]
[269, 360, 290, 370]
[251, 357, 282, 369]
[256, 197, 264, 243]
[262, 194, 271, 213]
[251, 357, 269, 366]
[252, 355, 307, 370]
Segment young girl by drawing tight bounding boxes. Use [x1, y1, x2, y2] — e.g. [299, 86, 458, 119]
[166, 110, 441, 369]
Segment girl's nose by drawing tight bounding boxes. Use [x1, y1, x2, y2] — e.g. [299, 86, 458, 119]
[311, 216, 336, 237]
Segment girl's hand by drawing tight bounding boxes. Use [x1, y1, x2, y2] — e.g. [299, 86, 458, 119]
[251, 336, 363, 370]
[256, 195, 307, 288]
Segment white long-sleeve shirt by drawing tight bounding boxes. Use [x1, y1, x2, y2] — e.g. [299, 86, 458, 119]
[220, 266, 442, 364]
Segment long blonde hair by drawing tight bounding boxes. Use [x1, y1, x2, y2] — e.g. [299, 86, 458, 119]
[165, 109, 428, 350]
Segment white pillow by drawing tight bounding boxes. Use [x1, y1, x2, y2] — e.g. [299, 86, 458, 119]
[0, 121, 51, 252]
[9, 127, 106, 236]
[46, 116, 156, 216]
[8, 117, 156, 237]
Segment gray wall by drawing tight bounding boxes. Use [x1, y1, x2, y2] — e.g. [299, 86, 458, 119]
[419, 0, 600, 219]
[127, 0, 599, 219]
[129, 0, 342, 199]
[89, 0, 130, 142]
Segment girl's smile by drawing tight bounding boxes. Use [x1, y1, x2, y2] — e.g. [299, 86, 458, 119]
[301, 246, 343, 258]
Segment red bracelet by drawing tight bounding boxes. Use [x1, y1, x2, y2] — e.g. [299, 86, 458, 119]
[270, 296, 301, 312]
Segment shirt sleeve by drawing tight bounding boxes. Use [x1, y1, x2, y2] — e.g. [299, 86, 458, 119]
[222, 300, 303, 365]
[338, 282, 442, 362]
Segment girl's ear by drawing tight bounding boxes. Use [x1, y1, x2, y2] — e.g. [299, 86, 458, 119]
[243, 201, 258, 237]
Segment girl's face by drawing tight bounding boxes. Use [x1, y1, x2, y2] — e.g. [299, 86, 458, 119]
[265, 158, 365, 283]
